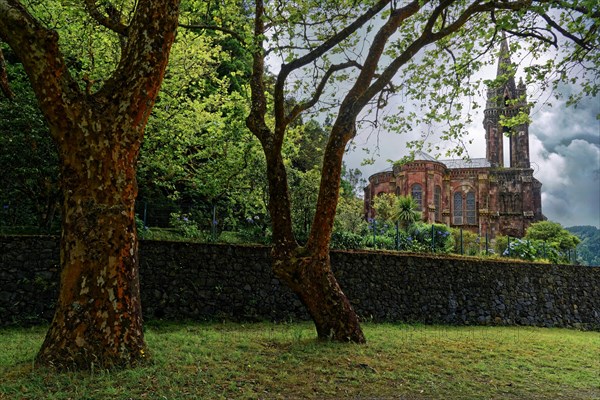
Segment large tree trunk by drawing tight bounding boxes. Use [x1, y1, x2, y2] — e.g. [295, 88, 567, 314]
[0, 0, 181, 370]
[273, 249, 365, 342]
[263, 147, 365, 343]
[287, 122, 365, 343]
[36, 120, 145, 369]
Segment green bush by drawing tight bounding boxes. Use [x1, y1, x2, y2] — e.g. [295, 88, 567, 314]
[237, 223, 272, 245]
[452, 228, 480, 255]
[408, 223, 454, 253]
[169, 212, 207, 239]
[362, 234, 395, 250]
[495, 235, 564, 263]
[331, 231, 363, 250]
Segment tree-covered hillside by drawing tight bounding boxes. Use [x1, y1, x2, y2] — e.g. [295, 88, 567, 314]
[567, 226, 600, 266]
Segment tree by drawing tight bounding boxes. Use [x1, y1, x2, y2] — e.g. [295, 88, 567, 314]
[566, 226, 600, 266]
[333, 195, 367, 235]
[214, 0, 599, 342]
[136, 19, 269, 233]
[394, 195, 422, 232]
[0, 0, 180, 369]
[372, 193, 398, 224]
[341, 166, 366, 198]
[525, 221, 581, 253]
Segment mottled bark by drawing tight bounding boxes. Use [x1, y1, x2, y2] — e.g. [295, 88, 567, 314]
[0, 0, 180, 369]
[37, 118, 145, 369]
[273, 249, 365, 342]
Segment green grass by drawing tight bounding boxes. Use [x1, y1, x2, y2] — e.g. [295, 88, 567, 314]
[1, 322, 598, 399]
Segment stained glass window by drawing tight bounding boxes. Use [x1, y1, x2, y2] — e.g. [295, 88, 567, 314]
[466, 192, 476, 225]
[411, 184, 422, 211]
[434, 186, 441, 222]
[453, 192, 463, 225]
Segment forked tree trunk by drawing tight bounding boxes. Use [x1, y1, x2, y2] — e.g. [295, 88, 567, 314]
[263, 144, 365, 343]
[0, 0, 181, 370]
[36, 121, 146, 369]
[273, 250, 365, 342]
[246, 0, 365, 342]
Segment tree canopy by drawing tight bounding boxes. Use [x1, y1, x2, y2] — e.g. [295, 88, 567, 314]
[525, 221, 581, 252]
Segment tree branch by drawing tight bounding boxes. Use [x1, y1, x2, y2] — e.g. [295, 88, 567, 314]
[359, 0, 534, 111]
[96, 0, 180, 121]
[286, 60, 362, 124]
[179, 23, 246, 45]
[0, 0, 80, 131]
[246, 0, 271, 148]
[83, 0, 129, 37]
[551, 0, 600, 18]
[540, 13, 591, 50]
[273, 0, 396, 149]
[339, 0, 432, 119]
[0, 45, 14, 99]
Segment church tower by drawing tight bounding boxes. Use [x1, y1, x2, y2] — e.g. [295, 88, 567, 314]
[483, 34, 531, 169]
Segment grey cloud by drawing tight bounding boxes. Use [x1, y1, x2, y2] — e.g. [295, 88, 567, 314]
[532, 136, 600, 228]
[528, 83, 600, 227]
[531, 87, 599, 154]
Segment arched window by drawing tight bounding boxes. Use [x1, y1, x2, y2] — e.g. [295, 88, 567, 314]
[395, 187, 401, 196]
[434, 186, 442, 222]
[466, 192, 477, 225]
[411, 184, 422, 211]
[453, 192, 463, 225]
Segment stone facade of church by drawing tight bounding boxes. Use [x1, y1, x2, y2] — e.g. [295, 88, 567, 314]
[363, 40, 545, 238]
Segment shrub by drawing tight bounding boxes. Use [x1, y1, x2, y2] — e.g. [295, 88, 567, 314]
[331, 231, 363, 250]
[233, 215, 272, 244]
[169, 212, 206, 239]
[452, 228, 480, 255]
[362, 234, 395, 250]
[503, 238, 538, 261]
[495, 236, 563, 263]
[408, 223, 454, 253]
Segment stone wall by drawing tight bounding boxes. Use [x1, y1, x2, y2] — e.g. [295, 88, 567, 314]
[1, 236, 599, 329]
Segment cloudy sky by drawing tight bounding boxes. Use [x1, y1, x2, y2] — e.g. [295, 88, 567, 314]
[265, 10, 600, 229]
[343, 82, 600, 229]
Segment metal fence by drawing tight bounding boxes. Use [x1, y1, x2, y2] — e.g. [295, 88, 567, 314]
[0, 201, 581, 264]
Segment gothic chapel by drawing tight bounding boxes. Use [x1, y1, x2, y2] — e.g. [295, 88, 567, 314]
[363, 38, 545, 238]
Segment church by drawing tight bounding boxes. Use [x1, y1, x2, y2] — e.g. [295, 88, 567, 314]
[363, 39, 545, 238]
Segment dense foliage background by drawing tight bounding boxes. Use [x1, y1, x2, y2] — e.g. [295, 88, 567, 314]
[0, 1, 597, 265]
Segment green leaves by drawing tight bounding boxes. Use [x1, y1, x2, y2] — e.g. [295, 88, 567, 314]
[525, 221, 581, 253]
[0, 52, 60, 231]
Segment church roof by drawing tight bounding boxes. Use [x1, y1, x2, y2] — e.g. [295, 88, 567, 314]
[439, 158, 491, 169]
[413, 151, 491, 169]
[369, 153, 492, 180]
[413, 151, 438, 162]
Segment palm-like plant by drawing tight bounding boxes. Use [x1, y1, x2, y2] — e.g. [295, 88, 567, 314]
[393, 195, 422, 231]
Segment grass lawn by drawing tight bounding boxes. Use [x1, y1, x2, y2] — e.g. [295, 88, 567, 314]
[0, 322, 598, 399]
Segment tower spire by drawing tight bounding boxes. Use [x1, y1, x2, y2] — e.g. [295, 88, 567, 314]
[483, 32, 531, 169]
[497, 31, 512, 79]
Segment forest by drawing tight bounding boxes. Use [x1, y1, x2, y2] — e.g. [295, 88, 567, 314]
[1, 0, 598, 369]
